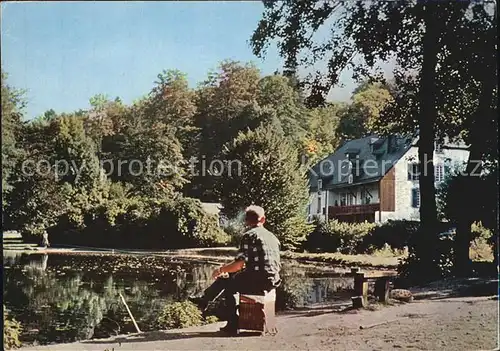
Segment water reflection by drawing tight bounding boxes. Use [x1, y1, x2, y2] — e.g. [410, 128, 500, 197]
[3, 253, 353, 346]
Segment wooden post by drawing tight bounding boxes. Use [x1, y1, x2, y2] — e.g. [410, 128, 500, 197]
[325, 190, 329, 223]
[119, 293, 141, 333]
[374, 278, 391, 303]
[352, 272, 368, 308]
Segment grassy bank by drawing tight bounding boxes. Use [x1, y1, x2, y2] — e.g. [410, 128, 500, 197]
[281, 251, 403, 269]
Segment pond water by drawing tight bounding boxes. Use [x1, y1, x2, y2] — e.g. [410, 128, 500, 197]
[3, 251, 354, 346]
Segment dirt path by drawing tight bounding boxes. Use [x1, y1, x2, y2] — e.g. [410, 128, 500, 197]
[21, 296, 498, 351]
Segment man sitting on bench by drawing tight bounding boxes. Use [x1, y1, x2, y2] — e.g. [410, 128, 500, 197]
[189, 205, 281, 334]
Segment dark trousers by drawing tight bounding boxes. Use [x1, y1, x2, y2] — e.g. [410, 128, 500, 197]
[202, 271, 276, 326]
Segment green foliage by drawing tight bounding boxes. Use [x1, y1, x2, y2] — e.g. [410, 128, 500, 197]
[50, 195, 230, 249]
[471, 222, 493, 242]
[276, 270, 311, 310]
[252, 0, 496, 279]
[398, 236, 455, 285]
[53, 115, 102, 189]
[300, 104, 343, 165]
[220, 214, 246, 246]
[85, 96, 124, 146]
[3, 62, 415, 254]
[340, 81, 394, 140]
[4, 306, 22, 350]
[470, 222, 494, 262]
[204, 315, 219, 324]
[217, 126, 312, 250]
[437, 170, 498, 232]
[150, 197, 231, 248]
[5, 114, 106, 239]
[189, 61, 271, 200]
[157, 301, 203, 329]
[1, 71, 25, 206]
[146, 69, 198, 159]
[102, 102, 188, 197]
[257, 74, 307, 142]
[360, 220, 419, 253]
[194, 61, 264, 161]
[305, 219, 376, 254]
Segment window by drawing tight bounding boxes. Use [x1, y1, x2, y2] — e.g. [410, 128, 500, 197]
[411, 188, 420, 208]
[435, 141, 443, 153]
[317, 179, 323, 191]
[407, 163, 420, 181]
[317, 194, 322, 214]
[341, 192, 355, 206]
[340, 193, 347, 206]
[434, 164, 444, 182]
[347, 193, 355, 206]
[360, 189, 371, 205]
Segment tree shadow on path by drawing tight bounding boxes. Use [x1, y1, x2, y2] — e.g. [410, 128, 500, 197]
[82, 329, 264, 345]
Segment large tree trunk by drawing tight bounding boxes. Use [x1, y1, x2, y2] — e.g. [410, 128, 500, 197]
[415, 3, 441, 275]
[453, 46, 497, 275]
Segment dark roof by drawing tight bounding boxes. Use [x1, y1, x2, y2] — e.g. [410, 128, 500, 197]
[309, 134, 414, 190]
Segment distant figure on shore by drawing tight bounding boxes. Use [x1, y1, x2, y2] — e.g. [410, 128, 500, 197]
[189, 205, 281, 334]
[41, 232, 50, 248]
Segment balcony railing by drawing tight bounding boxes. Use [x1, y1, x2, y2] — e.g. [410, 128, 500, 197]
[328, 203, 380, 217]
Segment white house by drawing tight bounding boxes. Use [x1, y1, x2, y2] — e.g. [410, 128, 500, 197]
[307, 134, 469, 223]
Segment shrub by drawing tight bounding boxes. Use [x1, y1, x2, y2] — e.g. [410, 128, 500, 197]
[157, 301, 203, 329]
[4, 306, 22, 350]
[49, 195, 231, 249]
[149, 196, 231, 248]
[397, 224, 457, 286]
[204, 315, 219, 324]
[470, 222, 494, 262]
[471, 222, 493, 241]
[360, 220, 419, 253]
[470, 238, 494, 262]
[305, 219, 375, 254]
[217, 126, 313, 250]
[276, 270, 312, 310]
[305, 218, 339, 252]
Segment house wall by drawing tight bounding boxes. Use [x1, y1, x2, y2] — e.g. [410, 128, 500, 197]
[308, 143, 469, 223]
[307, 183, 380, 219]
[379, 167, 395, 211]
[308, 191, 330, 220]
[380, 145, 470, 222]
[328, 183, 380, 206]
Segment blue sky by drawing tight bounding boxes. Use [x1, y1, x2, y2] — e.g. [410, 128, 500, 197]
[2, 1, 365, 119]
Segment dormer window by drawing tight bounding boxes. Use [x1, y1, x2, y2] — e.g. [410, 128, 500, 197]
[370, 138, 385, 155]
[345, 148, 360, 160]
[435, 141, 443, 153]
[434, 164, 444, 182]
